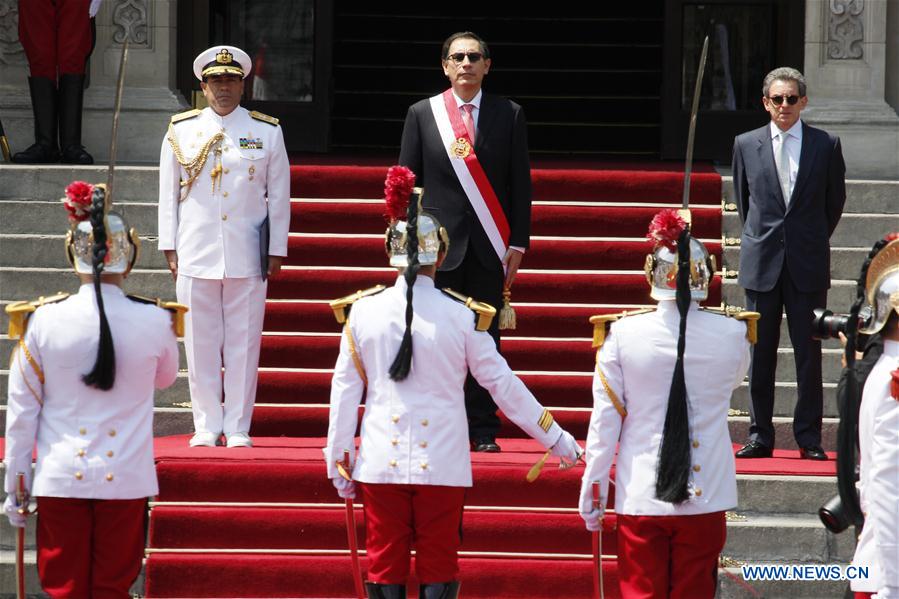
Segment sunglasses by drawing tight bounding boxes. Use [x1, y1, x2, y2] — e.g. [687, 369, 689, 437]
[447, 52, 484, 64]
[768, 94, 801, 106]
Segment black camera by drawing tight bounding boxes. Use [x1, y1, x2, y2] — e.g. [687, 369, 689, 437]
[811, 308, 855, 341]
[819, 493, 852, 534]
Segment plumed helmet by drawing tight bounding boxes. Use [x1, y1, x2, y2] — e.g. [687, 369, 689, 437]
[859, 235, 899, 334]
[62, 181, 140, 275]
[643, 209, 715, 301]
[382, 166, 449, 267]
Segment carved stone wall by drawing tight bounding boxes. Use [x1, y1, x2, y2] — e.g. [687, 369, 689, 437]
[0, 0, 24, 66]
[111, 0, 150, 46]
[829, 0, 865, 59]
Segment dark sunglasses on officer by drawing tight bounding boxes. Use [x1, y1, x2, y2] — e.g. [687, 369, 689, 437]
[767, 94, 802, 106]
[447, 52, 484, 64]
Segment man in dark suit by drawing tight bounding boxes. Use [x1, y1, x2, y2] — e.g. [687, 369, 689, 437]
[399, 31, 531, 452]
[732, 67, 846, 460]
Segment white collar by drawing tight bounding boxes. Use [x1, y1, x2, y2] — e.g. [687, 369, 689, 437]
[204, 105, 245, 126]
[78, 282, 125, 297]
[394, 274, 436, 290]
[452, 89, 483, 110]
[883, 338, 899, 358]
[770, 119, 803, 142]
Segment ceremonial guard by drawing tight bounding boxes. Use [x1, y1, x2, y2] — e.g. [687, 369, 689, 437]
[324, 167, 582, 599]
[158, 45, 290, 448]
[579, 211, 754, 598]
[3, 182, 181, 598]
[848, 234, 899, 599]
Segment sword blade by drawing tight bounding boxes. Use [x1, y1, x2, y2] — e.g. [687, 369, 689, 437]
[0, 115, 11, 162]
[15, 472, 27, 599]
[106, 39, 130, 207]
[681, 35, 710, 214]
[344, 498, 365, 599]
[592, 482, 603, 599]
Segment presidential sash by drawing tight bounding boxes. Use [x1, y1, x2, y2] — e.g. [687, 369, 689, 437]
[429, 89, 510, 262]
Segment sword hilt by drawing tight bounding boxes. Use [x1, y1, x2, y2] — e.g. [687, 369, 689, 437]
[14, 472, 28, 516]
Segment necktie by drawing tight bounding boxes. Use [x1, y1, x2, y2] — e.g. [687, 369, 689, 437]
[460, 104, 476, 144]
[776, 131, 791, 204]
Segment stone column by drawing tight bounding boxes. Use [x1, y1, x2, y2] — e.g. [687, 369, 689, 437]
[0, 0, 188, 164]
[803, 0, 899, 178]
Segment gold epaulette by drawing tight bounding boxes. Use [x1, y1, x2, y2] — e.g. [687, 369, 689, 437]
[5, 293, 70, 339]
[171, 109, 201, 124]
[441, 288, 496, 332]
[250, 110, 279, 126]
[127, 294, 189, 337]
[588, 308, 655, 349]
[701, 305, 761, 344]
[329, 285, 387, 324]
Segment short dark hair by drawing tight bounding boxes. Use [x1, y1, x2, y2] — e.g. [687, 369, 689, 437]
[762, 67, 807, 97]
[441, 31, 490, 61]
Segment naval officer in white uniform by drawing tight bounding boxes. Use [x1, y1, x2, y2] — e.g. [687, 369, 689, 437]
[579, 211, 753, 599]
[324, 170, 582, 599]
[158, 45, 290, 448]
[3, 182, 181, 598]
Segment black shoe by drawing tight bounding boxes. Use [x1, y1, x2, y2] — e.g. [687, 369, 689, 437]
[472, 437, 501, 453]
[12, 77, 59, 164]
[419, 581, 460, 599]
[365, 582, 406, 599]
[735, 441, 773, 458]
[57, 74, 93, 165]
[799, 446, 827, 461]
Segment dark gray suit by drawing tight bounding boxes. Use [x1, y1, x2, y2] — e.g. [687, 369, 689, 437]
[732, 120, 846, 448]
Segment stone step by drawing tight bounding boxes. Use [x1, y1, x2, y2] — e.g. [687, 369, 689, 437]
[0, 199, 157, 236]
[722, 212, 899, 249]
[0, 268, 174, 302]
[718, 567, 847, 598]
[723, 279, 857, 316]
[723, 514, 854, 564]
[721, 175, 899, 214]
[0, 234, 165, 269]
[723, 245, 871, 281]
[0, 165, 160, 203]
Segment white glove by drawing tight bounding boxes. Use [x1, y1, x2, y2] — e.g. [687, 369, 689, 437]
[331, 477, 356, 500]
[550, 429, 582, 469]
[3, 495, 26, 528]
[578, 477, 603, 532]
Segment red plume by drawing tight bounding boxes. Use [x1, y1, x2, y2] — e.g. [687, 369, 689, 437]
[384, 165, 416, 222]
[646, 209, 687, 251]
[891, 369, 899, 401]
[62, 180, 94, 223]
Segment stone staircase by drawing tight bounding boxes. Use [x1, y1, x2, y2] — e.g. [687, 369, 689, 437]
[0, 164, 895, 597]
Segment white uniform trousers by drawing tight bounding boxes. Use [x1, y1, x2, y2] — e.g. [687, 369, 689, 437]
[177, 275, 267, 435]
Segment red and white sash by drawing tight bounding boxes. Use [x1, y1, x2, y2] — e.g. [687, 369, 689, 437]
[429, 89, 510, 262]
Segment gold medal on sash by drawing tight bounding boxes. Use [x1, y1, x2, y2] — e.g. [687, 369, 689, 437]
[450, 137, 472, 159]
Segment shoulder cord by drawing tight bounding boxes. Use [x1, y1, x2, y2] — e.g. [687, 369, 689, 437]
[166, 123, 225, 201]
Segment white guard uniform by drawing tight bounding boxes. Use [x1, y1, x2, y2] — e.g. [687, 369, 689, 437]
[158, 105, 290, 436]
[851, 338, 899, 597]
[4, 284, 179, 498]
[324, 276, 563, 485]
[581, 300, 751, 514]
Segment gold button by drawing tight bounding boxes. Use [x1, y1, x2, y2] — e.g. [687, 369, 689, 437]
[420, 462, 428, 470]
[222, 214, 228, 221]
[223, 191, 229, 197]
[421, 419, 429, 427]
[77, 449, 86, 457]
[419, 441, 428, 448]
[249, 176, 255, 181]
[389, 459, 398, 468]
[75, 472, 83, 480]
[106, 473, 114, 481]
[693, 464, 701, 472]
[223, 168, 229, 174]
[695, 488, 702, 497]
[108, 429, 116, 437]
[107, 450, 114, 458]
[79, 427, 87, 435]
[391, 438, 399, 446]
[692, 440, 700, 448]
[391, 414, 400, 423]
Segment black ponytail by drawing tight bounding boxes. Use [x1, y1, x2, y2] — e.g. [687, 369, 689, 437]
[82, 187, 116, 390]
[388, 190, 421, 381]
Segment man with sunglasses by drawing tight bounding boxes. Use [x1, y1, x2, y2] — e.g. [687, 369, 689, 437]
[732, 67, 846, 461]
[399, 31, 532, 454]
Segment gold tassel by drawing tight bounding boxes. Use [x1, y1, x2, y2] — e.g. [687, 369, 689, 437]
[498, 287, 516, 330]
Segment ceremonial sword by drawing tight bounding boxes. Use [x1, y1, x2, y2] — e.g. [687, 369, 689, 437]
[337, 450, 365, 599]
[680, 35, 710, 226]
[14, 472, 30, 599]
[0, 115, 11, 162]
[106, 38, 130, 206]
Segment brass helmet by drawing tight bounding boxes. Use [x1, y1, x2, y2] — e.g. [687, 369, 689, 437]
[644, 209, 715, 301]
[382, 166, 449, 267]
[62, 182, 140, 275]
[859, 236, 899, 334]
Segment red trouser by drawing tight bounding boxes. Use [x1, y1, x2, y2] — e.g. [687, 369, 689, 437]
[36, 496, 147, 599]
[360, 483, 466, 584]
[855, 593, 874, 598]
[616, 511, 726, 599]
[18, 0, 92, 78]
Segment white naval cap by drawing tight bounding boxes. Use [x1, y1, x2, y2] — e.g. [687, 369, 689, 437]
[193, 45, 252, 81]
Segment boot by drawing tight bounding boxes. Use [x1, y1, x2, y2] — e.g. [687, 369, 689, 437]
[365, 582, 407, 599]
[12, 77, 59, 163]
[419, 581, 461, 599]
[58, 73, 93, 164]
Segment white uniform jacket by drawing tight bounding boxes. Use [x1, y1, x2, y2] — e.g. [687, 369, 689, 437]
[158, 106, 291, 279]
[324, 276, 563, 487]
[581, 300, 750, 515]
[3, 284, 179, 499]
[851, 339, 899, 597]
